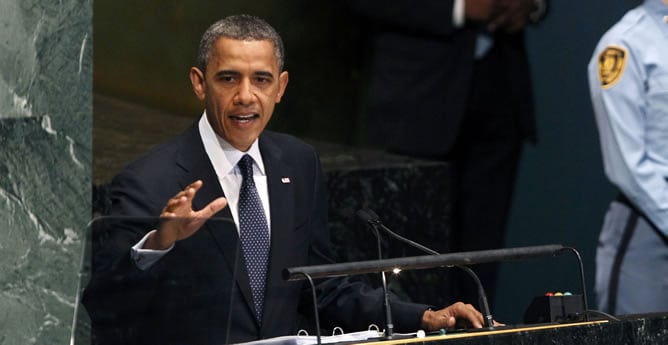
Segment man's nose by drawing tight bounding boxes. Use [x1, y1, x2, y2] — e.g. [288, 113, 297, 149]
[235, 79, 253, 105]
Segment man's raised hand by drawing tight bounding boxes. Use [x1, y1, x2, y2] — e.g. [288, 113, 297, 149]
[144, 180, 227, 250]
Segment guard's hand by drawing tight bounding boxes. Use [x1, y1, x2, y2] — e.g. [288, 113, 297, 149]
[465, 0, 501, 23]
[144, 180, 227, 250]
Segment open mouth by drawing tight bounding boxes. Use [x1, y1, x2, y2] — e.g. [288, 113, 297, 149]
[229, 113, 259, 123]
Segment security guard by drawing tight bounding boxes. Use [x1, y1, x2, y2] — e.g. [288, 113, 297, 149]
[588, 0, 668, 315]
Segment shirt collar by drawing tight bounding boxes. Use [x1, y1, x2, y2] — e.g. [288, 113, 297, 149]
[198, 111, 266, 176]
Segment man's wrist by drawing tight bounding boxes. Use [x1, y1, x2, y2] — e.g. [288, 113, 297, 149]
[144, 230, 173, 250]
[131, 230, 174, 270]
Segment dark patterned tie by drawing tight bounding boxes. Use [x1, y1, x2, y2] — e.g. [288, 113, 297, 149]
[237, 154, 270, 322]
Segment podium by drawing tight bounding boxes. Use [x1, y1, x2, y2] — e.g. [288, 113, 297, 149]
[232, 314, 668, 345]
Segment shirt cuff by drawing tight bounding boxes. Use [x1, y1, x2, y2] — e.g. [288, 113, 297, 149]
[453, 0, 465, 28]
[131, 230, 174, 270]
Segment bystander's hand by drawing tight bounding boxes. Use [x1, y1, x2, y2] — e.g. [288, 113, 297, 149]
[488, 0, 536, 33]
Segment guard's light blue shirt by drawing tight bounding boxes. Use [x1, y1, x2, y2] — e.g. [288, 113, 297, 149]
[588, 0, 668, 236]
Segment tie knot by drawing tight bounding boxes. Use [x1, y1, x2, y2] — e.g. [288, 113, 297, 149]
[238, 154, 254, 180]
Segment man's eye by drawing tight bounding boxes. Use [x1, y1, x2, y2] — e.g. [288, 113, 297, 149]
[217, 75, 237, 82]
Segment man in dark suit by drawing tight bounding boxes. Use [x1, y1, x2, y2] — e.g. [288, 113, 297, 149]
[350, 0, 546, 307]
[83, 14, 487, 345]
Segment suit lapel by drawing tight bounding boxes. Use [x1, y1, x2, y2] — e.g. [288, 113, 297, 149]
[175, 124, 255, 317]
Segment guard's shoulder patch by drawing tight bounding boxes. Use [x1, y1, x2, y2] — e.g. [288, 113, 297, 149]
[598, 45, 628, 89]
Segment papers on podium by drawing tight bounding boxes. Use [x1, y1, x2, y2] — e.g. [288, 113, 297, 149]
[233, 329, 383, 345]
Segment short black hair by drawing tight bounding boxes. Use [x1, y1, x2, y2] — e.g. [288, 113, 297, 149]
[196, 14, 285, 73]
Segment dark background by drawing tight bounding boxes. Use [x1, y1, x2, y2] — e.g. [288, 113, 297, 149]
[93, 0, 634, 323]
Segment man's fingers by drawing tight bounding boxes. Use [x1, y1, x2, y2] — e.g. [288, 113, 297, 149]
[171, 181, 202, 203]
[186, 179, 203, 188]
[195, 197, 228, 219]
[182, 181, 205, 205]
[188, 180, 204, 192]
[157, 181, 224, 246]
[425, 303, 503, 331]
[167, 195, 187, 207]
[163, 195, 189, 215]
[165, 181, 203, 211]
[465, 309, 484, 329]
[162, 211, 178, 218]
[185, 186, 197, 200]
[452, 302, 483, 328]
[173, 182, 199, 200]
[445, 315, 457, 328]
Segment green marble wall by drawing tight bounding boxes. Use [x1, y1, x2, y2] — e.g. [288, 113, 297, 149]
[0, 0, 92, 343]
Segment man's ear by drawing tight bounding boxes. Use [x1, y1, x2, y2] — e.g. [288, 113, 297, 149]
[276, 71, 289, 103]
[190, 67, 206, 100]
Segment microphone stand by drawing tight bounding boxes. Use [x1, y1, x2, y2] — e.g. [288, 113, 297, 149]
[358, 209, 495, 329]
[369, 223, 395, 339]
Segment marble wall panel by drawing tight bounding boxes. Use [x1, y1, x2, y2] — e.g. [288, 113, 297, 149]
[0, 0, 92, 344]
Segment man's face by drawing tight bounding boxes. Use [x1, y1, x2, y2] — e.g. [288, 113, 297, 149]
[190, 38, 288, 151]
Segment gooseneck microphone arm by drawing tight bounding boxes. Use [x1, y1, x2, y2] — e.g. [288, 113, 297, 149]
[356, 209, 494, 329]
[563, 246, 590, 321]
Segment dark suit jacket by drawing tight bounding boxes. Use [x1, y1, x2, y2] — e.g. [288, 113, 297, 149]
[83, 123, 427, 345]
[350, 0, 537, 156]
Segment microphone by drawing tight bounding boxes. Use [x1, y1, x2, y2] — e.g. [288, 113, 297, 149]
[356, 208, 494, 329]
